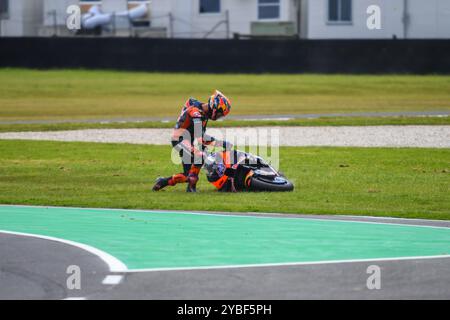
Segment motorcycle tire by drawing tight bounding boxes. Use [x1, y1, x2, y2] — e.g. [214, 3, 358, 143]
[249, 176, 294, 192]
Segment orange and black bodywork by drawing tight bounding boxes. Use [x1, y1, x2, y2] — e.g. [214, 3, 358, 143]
[205, 150, 253, 192]
[208, 151, 232, 190]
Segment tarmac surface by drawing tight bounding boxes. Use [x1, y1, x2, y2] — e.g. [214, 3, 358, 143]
[1, 212, 449, 300]
[0, 233, 110, 300]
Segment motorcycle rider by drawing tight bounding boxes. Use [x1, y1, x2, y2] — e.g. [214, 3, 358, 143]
[152, 90, 232, 192]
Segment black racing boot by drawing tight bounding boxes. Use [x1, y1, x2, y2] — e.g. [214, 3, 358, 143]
[186, 183, 197, 193]
[152, 177, 170, 191]
[186, 174, 198, 193]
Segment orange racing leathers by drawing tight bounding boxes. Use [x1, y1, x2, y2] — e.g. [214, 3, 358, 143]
[168, 98, 216, 191]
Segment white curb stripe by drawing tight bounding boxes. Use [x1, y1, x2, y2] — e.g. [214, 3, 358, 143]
[102, 275, 124, 285]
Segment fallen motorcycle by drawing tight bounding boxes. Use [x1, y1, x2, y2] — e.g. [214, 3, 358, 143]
[204, 150, 294, 192]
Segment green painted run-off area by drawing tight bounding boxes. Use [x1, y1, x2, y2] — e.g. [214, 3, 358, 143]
[0, 206, 449, 270]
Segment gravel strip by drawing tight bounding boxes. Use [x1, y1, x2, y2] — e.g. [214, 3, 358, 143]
[0, 126, 449, 148]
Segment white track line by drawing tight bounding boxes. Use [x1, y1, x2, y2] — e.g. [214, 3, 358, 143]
[125, 254, 450, 273]
[0, 230, 128, 272]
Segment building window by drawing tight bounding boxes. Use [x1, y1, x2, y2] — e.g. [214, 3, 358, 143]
[258, 0, 280, 20]
[0, 0, 9, 18]
[200, 0, 220, 14]
[328, 0, 352, 23]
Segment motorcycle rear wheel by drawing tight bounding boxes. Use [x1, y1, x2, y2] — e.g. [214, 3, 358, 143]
[248, 177, 294, 192]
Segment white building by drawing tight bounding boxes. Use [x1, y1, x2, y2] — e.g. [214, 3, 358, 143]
[305, 0, 450, 39]
[0, 0, 450, 39]
[0, 0, 43, 36]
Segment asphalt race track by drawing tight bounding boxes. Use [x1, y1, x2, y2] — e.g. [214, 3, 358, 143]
[1, 110, 449, 125]
[0, 206, 449, 300]
[0, 233, 110, 300]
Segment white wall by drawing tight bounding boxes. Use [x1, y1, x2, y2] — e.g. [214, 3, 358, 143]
[169, 0, 253, 38]
[407, 0, 450, 38]
[306, 0, 450, 39]
[148, 0, 171, 30]
[1, 1, 24, 36]
[299, 0, 308, 38]
[1, 0, 43, 36]
[169, 0, 297, 39]
[102, 0, 127, 13]
[307, 0, 404, 39]
[43, 0, 75, 26]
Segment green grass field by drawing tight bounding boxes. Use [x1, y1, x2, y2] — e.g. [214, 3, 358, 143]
[1, 69, 448, 220]
[0, 140, 448, 220]
[1, 68, 450, 121]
